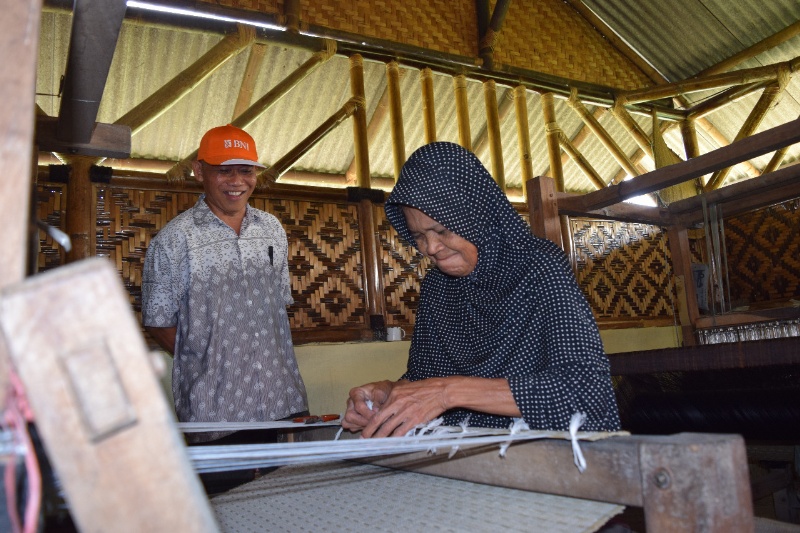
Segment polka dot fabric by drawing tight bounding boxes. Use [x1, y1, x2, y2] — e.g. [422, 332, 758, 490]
[386, 142, 620, 431]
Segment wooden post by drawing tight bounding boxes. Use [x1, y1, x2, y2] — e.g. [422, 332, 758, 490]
[420, 68, 437, 143]
[483, 80, 505, 190]
[349, 54, 371, 189]
[356, 198, 386, 331]
[666, 225, 700, 346]
[386, 61, 406, 181]
[61, 155, 102, 262]
[513, 85, 532, 199]
[0, 0, 43, 412]
[454, 74, 472, 150]
[526, 176, 563, 247]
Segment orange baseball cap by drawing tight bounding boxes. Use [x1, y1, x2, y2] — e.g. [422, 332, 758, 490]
[197, 124, 265, 167]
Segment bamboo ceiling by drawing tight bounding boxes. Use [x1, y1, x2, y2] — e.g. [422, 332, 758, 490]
[35, 0, 800, 198]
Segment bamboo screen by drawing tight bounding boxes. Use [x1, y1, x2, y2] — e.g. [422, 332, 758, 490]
[35, 183, 800, 336]
[724, 198, 800, 305]
[376, 205, 429, 327]
[253, 198, 367, 329]
[571, 219, 675, 319]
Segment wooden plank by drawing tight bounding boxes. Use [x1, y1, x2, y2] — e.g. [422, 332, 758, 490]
[0, 259, 219, 533]
[365, 432, 754, 532]
[0, 0, 44, 411]
[559, 118, 800, 213]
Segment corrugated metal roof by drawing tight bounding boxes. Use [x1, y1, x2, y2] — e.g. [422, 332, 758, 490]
[36, 2, 800, 197]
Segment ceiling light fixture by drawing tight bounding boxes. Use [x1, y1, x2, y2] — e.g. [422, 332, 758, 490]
[125, 1, 285, 32]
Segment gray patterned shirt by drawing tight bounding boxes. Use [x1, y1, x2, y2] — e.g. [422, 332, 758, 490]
[142, 196, 307, 440]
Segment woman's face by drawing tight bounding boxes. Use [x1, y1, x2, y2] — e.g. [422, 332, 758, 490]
[402, 206, 478, 277]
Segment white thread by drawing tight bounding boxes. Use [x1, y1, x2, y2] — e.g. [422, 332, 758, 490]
[569, 412, 587, 473]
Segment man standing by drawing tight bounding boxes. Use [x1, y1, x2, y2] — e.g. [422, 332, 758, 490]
[142, 124, 308, 454]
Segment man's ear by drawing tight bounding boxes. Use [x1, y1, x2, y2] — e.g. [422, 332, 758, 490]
[192, 160, 204, 183]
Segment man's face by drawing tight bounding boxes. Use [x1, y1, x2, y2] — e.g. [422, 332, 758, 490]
[193, 161, 257, 222]
[402, 206, 478, 277]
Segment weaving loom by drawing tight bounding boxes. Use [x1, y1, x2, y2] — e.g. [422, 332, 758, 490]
[0, 259, 758, 532]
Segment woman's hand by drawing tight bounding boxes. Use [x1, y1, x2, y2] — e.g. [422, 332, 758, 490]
[342, 380, 395, 433]
[356, 378, 450, 438]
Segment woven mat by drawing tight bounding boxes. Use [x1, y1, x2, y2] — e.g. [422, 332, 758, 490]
[211, 460, 623, 532]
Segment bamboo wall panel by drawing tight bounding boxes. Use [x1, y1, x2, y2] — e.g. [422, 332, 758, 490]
[571, 219, 675, 318]
[376, 205, 429, 327]
[204, 0, 478, 57]
[724, 199, 800, 305]
[252, 198, 366, 329]
[36, 182, 800, 337]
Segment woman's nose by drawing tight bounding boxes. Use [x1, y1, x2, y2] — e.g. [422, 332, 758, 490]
[426, 234, 444, 255]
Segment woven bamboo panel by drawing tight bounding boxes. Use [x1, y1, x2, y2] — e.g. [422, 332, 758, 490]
[376, 205, 429, 327]
[251, 198, 366, 329]
[571, 219, 674, 318]
[492, 0, 650, 89]
[95, 186, 198, 314]
[301, 0, 478, 57]
[34, 184, 67, 272]
[724, 199, 800, 305]
[197, 0, 280, 16]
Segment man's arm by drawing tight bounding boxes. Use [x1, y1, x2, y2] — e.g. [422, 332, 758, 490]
[145, 326, 177, 356]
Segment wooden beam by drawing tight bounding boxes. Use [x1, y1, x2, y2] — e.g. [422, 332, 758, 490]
[559, 118, 800, 213]
[669, 161, 800, 226]
[696, 21, 800, 77]
[37, 116, 131, 159]
[526, 176, 563, 245]
[366, 433, 754, 532]
[608, 337, 800, 376]
[349, 54, 370, 189]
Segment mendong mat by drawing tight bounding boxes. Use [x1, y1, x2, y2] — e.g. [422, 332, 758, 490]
[211, 460, 623, 532]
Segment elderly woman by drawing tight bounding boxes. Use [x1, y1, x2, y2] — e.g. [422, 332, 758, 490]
[343, 142, 620, 437]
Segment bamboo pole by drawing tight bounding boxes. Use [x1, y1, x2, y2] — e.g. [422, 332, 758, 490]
[686, 81, 771, 120]
[705, 69, 791, 191]
[610, 98, 654, 159]
[558, 132, 606, 190]
[483, 79, 505, 190]
[620, 61, 787, 105]
[420, 68, 437, 143]
[386, 61, 406, 181]
[166, 40, 336, 181]
[680, 119, 700, 159]
[696, 21, 800, 77]
[513, 86, 533, 195]
[116, 24, 255, 135]
[349, 54, 371, 189]
[345, 81, 392, 185]
[60, 155, 102, 262]
[567, 88, 639, 177]
[258, 98, 359, 184]
[454, 74, 472, 150]
[472, 89, 514, 158]
[232, 43, 267, 120]
[541, 93, 565, 192]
